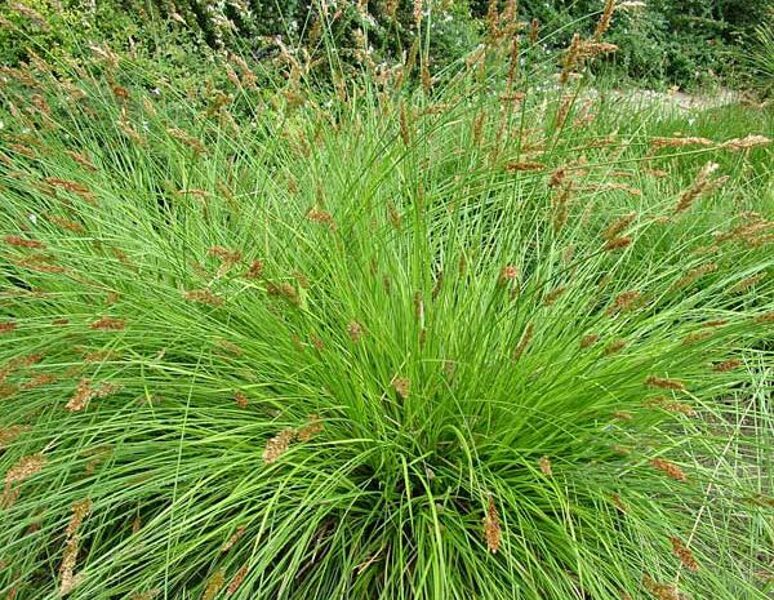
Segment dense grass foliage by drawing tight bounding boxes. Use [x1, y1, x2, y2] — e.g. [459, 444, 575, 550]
[1, 15, 773, 600]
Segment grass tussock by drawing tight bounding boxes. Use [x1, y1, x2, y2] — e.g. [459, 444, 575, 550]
[0, 8, 773, 600]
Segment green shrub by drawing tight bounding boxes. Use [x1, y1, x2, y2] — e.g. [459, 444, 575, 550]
[747, 19, 774, 96]
[1, 1, 770, 90]
[0, 1, 146, 65]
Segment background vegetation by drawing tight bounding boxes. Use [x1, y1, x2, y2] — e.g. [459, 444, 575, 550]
[1, 0, 772, 91]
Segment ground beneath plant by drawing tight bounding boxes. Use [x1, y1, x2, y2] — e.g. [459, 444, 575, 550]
[618, 87, 745, 111]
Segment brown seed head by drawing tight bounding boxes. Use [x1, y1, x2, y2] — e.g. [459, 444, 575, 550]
[167, 127, 205, 155]
[529, 18, 540, 44]
[4, 453, 46, 485]
[16, 253, 67, 274]
[307, 207, 336, 230]
[643, 575, 681, 600]
[297, 414, 324, 442]
[310, 334, 325, 351]
[262, 429, 295, 464]
[4, 235, 44, 249]
[674, 162, 726, 214]
[413, 0, 424, 28]
[650, 136, 714, 150]
[607, 290, 642, 315]
[59, 537, 82, 595]
[548, 166, 566, 188]
[42, 177, 96, 204]
[500, 265, 519, 284]
[234, 391, 248, 409]
[645, 396, 695, 417]
[754, 311, 774, 324]
[483, 495, 501, 553]
[227, 564, 249, 595]
[0, 426, 28, 450]
[721, 134, 770, 151]
[399, 102, 411, 145]
[67, 379, 96, 412]
[712, 358, 742, 372]
[674, 263, 718, 289]
[505, 160, 545, 172]
[551, 181, 573, 233]
[347, 321, 363, 342]
[701, 318, 728, 328]
[66, 499, 92, 538]
[266, 282, 299, 305]
[593, 0, 616, 39]
[391, 376, 410, 399]
[90, 316, 126, 331]
[208, 246, 242, 264]
[221, 526, 246, 553]
[650, 458, 687, 482]
[543, 285, 566, 306]
[202, 570, 225, 600]
[605, 339, 627, 355]
[682, 330, 713, 346]
[22, 373, 57, 390]
[560, 34, 582, 84]
[670, 536, 699, 571]
[387, 202, 402, 229]
[0, 384, 19, 400]
[730, 273, 765, 293]
[603, 212, 636, 240]
[183, 289, 224, 307]
[645, 376, 686, 392]
[112, 84, 129, 101]
[604, 236, 632, 251]
[611, 444, 631, 456]
[10, 3, 49, 28]
[64, 150, 97, 172]
[245, 260, 264, 279]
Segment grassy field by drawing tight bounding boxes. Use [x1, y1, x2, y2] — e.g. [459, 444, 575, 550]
[0, 8, 772, 599]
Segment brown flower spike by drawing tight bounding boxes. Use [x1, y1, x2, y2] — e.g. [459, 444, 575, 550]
[392, 377, 410, 399]
[483, 496, 501, 553]
[643, 575, 681, 600]
[90, 316, 126, 331]
[347, 321, 363, 342]
[67, 379, 96, 412]
[645, 376, 686, 392]
[670, 536, 699, 571]
[650, 458, 687, 482]
[262, 429, 296, 464]
[297, 414, 324, 442]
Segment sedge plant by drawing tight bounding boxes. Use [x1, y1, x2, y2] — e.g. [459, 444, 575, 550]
[0, 3, 773, 599]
